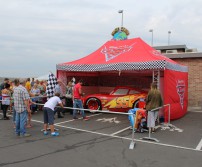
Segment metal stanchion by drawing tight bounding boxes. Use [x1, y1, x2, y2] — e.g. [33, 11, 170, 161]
[129, 113, 136, 149]
[141, 110, 159, 142]
[159, 104, 178, 130]
[141, 104, 173, 142]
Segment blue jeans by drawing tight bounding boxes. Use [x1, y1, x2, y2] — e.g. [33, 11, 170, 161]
[15, 110, 28, 135]
[73, 99, 85, 118]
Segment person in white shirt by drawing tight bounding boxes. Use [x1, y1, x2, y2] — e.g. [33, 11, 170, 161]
[43, 92, 64, 136]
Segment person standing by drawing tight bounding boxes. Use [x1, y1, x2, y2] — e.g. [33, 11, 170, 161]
[13, 79, 31, 137]
[0, 78, 9, 91]
[65, 81, 73, 115]
[54, 80, 65, 118]
[30, 83, 40, 114]
[43, 92, 64, 136]
[31, 78, 35, 88]
[1, 83, 11, 120]
[73, 79, 89, 120]
[25, 78, 31, 92]
[0, 78, 9, 110]
[145, 82, 163, 132]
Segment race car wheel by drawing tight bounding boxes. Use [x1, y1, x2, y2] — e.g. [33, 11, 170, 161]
[86, 98, 101, 111]
[133, 100, 139, 108]
[133, 99, 146, 109]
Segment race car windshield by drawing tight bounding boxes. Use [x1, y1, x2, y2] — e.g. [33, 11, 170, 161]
[112, 88, 128, 95]
[129, 90, 140, 94]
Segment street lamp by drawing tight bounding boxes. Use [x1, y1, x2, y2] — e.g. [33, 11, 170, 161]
[118, 10, 123, 27]
[149, 29, 153, 46]
[168, 31, 171, 45]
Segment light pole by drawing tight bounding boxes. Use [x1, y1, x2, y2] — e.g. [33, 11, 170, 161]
[118, 10, 123, 28]
[149, 29, 153, 46]
[168, 31, 171, 45]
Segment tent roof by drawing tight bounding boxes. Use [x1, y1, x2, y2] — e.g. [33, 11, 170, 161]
[57, 38, 188, 72]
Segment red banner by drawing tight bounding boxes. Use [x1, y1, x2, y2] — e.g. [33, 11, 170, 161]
[164, 69, 188, 121]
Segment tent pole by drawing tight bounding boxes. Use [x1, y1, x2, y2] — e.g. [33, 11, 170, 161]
[152, 70, 160, 89]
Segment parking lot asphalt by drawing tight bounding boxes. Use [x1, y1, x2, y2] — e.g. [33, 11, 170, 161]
[0, 109, 202, 167]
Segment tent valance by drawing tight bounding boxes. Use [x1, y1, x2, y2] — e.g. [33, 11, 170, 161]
[57, 60, 187, 72]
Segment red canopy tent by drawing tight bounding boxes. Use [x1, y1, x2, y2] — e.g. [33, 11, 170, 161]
[57, 37, 188, 120]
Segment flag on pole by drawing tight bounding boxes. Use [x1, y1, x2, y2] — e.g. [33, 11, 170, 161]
[46, 72, 57, 100]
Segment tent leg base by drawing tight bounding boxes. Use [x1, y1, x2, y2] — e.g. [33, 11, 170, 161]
[129, 141, 136, 149]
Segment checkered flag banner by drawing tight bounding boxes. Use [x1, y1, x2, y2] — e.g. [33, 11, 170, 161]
[46, 72, 57, 100]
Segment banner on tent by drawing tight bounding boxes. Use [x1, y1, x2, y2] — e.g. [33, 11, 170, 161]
[164, 69, 188, 121]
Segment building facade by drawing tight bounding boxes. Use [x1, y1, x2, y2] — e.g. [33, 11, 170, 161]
[154, 45, 202, 108]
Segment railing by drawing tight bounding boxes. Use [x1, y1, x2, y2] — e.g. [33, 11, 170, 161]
[142, 104, 171, 142]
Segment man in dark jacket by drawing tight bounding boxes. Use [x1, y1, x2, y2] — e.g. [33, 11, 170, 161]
[0, 78, 9, 91]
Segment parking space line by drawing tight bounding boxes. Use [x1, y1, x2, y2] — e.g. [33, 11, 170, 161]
[54, 113, 102, 125]
[196, 139, 202, 150]
[28, 118, 202, 152]
[1, 113, 202, 152]
[111, 126, 131, 136]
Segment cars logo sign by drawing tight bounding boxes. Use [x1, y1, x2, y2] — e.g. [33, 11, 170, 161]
[101, 43, 135, 62]
[176, 80, 185, 109]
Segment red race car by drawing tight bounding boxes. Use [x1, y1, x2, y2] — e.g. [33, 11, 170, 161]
[83, 86, 147, 112]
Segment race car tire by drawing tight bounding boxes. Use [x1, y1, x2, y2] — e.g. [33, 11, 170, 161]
[133, 100, 140, 109]
[85, 98, 101, 112]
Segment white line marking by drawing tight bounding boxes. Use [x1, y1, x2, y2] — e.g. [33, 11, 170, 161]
[96, 117, 121, 124]
[1, 113, 202, 152]
[29, 118, 202, 152]
[111, 126, 131, 136]
[55, 113, 102, 125]
[196, 139, 202, 150]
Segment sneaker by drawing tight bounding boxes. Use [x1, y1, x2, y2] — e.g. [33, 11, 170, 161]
[83, 116, 89, 121]
[43, 131, 48, 135]
[3, 117, 10, 120]
[51, 132, 59, 136]
[21, 133, 31, 137]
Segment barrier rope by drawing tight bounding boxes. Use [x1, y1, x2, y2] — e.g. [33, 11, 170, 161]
[0, 100, 136, 149]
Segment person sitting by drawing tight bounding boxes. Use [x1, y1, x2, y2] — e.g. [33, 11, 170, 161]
[128, 108, 148, 133]
[134, 109, 148, 133]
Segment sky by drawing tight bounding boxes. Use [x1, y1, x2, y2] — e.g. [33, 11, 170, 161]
[0, 0, 202, 78]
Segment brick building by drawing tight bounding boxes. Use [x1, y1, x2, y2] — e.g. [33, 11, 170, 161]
[153, 45, 202, 108]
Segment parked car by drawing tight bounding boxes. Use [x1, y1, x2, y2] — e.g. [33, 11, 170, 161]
[83, 86, 147, 112]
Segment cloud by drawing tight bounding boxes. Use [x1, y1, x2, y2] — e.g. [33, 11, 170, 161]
[0, 0, 202, 77]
